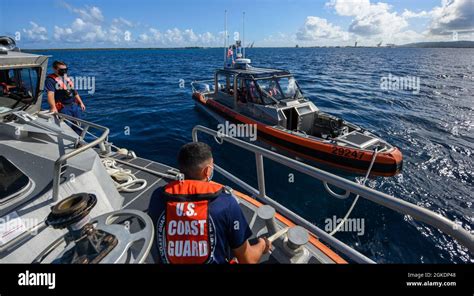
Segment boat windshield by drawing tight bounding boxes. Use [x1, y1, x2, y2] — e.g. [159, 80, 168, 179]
[255, 79, 282, 104]
[0, 67, 40, 114]
[278, 77, 303, 100]
[255, 76, 302, 104]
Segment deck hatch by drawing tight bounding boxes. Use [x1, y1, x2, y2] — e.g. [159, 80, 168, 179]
[0, 156, 30, 202]
[338, 132, 379, 149]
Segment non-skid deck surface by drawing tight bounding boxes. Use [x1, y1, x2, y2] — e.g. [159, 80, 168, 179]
[102, 154, 181, 263]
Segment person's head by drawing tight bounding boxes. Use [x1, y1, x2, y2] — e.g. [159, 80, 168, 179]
[52, 60, 68, 76]
[178, 142, 214, 181]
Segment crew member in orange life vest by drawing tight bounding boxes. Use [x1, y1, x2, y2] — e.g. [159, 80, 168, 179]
[45, 61, 86, 118]
[148, 142, 272, 264]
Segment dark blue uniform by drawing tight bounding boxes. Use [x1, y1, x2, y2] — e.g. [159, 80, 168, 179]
[45, 75, 82, 119]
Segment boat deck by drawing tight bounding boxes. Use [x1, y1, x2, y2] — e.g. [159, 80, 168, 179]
[99, 153, 177, 263]
[101, 152, 341, 264]
[100, 153, 176, 212]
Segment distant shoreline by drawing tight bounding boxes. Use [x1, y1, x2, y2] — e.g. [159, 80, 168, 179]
[22, 40, 474, 51]
[23, 47, 214, 52]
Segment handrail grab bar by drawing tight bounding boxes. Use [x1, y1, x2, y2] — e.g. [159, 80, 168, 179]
[213, 163, 375, 263]
[52, 113, 110, 202]
[191, 125, 474, 259]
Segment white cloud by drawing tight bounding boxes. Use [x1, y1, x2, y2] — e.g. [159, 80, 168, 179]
[51, 2, 222, 47]
[112, 17, 134, 28]
[325, 0, 474, 42]
[22, 21, 48, 42]
[296, 16, 349, 41]
[350, 10, 407, 37]
[138, 27, 220, 47]
[60, 1, 104, 24]
[390, 30, 426, 44]
[200, 32, 217, 44]
[327, 0, 408, 37]
[326, 0, 371, 17]
[138, 28, 160, 43]
[26, 0, 474, 48]
[54, 17, 127, 44]
[138, 33, 150, 43]
[429, 0, 474, 35]
[402, 9, 429, 19]
[53, 3, 130, 45]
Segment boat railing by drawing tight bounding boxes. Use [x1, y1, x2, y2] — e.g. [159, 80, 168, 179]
[191, 125, 474, 263]
[47, 113, 110, 202]
[0, 112, 110, 256]
[191, 79, 215, 94]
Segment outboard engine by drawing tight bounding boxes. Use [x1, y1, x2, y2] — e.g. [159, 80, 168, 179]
[313, 112, 348, 138]
[0, 36, 19, 53]
[33, 193, 154, 264]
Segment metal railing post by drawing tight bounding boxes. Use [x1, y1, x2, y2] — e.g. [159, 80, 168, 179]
[52, 161, 62, 202]
[255, 152, 266, 199]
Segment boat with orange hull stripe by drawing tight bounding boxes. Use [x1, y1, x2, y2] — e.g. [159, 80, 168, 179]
[191, 42, 402, 177]
[193, 94, 402, 177]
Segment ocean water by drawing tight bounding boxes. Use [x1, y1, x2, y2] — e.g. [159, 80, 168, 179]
[36, 47, 473, 263]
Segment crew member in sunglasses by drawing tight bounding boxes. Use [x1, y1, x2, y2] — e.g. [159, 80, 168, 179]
[45, 60, 86, 133]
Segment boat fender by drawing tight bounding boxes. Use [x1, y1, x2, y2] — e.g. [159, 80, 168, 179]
[193, 92, 207, 103]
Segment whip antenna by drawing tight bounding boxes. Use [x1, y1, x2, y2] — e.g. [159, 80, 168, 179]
[242, 11, 246, 58]
[224, 10, 227, 66]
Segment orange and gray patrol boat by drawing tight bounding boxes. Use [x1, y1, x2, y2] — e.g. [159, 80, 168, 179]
[192, 42, 402, 177]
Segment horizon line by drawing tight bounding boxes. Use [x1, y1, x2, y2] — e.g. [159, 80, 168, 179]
[19, 40, 474, 51]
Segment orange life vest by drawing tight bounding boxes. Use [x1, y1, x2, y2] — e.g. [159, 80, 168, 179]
[158, 180, 223, 264]
[48, 74, 76, 111]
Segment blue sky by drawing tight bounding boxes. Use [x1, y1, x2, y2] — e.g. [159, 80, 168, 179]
[1, 0, 473, 48]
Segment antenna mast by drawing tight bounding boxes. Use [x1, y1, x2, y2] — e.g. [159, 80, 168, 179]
[242, 11, 245, 58]
[224, 10, 227, 66]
